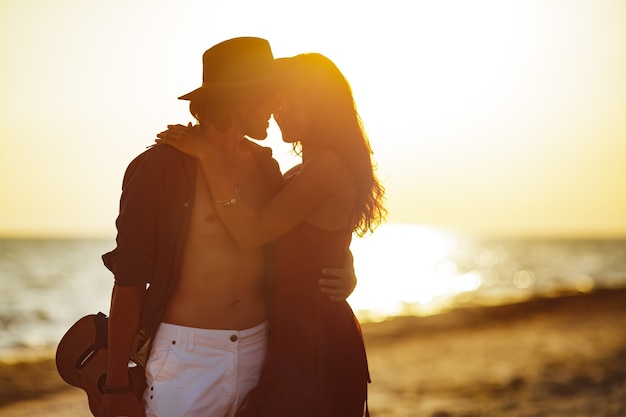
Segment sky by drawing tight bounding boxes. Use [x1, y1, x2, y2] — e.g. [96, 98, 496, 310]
[1, 0, 625, 239]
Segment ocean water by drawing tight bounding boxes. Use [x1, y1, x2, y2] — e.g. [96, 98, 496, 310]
[1, 225, 625, 354]
[348, 224, 626, 320]
[0, 238, 114, 355]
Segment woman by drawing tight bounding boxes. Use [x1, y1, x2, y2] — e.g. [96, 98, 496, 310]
[158, 53, 386, 417]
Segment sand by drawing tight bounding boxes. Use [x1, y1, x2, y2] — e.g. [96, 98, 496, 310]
[1, 288, 625, 417]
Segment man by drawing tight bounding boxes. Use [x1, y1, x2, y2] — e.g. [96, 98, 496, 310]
[99, 37, 355, 417]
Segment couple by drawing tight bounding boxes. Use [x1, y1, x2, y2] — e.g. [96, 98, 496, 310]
[100, 37, 386, 417]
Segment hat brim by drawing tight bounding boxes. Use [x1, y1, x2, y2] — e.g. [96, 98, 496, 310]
[178, 71, 276, 101]
[177, 87, 204, 101]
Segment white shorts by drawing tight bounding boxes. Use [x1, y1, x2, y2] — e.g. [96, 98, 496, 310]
[143, 321, 268, 417]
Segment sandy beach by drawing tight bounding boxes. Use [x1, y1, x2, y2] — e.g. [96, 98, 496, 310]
[1, 288, 625, 417]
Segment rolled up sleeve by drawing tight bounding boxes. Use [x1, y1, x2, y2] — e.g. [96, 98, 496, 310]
[103, 149, 164, 287]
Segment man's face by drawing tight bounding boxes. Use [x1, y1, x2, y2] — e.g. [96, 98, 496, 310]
[240, 93, 273, 140]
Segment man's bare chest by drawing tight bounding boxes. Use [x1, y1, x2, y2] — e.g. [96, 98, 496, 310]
[188, 161, 272, 232]
[230, 151, 273, 208]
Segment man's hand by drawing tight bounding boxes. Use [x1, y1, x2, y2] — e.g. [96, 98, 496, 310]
[99, 392, 145, 417]
[319, 266, 357, 302]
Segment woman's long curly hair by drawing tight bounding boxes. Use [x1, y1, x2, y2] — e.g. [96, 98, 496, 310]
[275, 53, 386, 236]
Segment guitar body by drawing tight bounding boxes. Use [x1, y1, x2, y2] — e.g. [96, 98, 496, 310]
[55, 314, 146, 417]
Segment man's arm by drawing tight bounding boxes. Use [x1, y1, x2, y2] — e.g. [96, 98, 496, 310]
[319, 248, 357, 302]
[99, 284, 146, 417]
[99, 148, 165, 417]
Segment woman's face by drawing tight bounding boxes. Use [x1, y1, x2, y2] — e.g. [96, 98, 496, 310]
[274, 90, 311, 144]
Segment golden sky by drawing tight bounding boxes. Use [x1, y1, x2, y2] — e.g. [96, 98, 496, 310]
[1, 0, 625, 238]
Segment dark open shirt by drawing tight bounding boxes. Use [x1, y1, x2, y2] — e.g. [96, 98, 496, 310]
[102, 141, 284, 367]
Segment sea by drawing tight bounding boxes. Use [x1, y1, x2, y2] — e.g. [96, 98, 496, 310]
[1, 223, 626, 355]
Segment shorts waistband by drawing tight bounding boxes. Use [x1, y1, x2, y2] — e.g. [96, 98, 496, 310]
[156, 321, 268, 349]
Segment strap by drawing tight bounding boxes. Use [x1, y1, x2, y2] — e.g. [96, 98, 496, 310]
[94, 311, 109, 349]
[74, 312, 109, 370]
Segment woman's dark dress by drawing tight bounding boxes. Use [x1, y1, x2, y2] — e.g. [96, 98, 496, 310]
[238, 222, 370, 417]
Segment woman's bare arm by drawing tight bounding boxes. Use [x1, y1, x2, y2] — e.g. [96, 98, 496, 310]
[198, 149, 343, 248]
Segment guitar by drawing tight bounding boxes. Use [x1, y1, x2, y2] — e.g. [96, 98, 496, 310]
[55, 313, 146, 416]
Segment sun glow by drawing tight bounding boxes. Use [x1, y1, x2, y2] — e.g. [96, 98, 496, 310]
[348, 224, 482, 321]
[1, 0, 625, 238]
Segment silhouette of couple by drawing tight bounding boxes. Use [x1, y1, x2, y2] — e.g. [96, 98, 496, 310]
[101, 36, 385, 417]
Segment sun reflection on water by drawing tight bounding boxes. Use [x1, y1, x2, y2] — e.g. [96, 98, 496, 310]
[347, 224, 624, 322]
[348, 223, 480, 321]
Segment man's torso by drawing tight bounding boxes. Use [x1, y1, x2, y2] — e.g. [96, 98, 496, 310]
[162, 144, 276, 330]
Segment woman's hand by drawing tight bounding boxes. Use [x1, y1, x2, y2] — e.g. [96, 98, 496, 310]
[155, 123, 212, 160]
